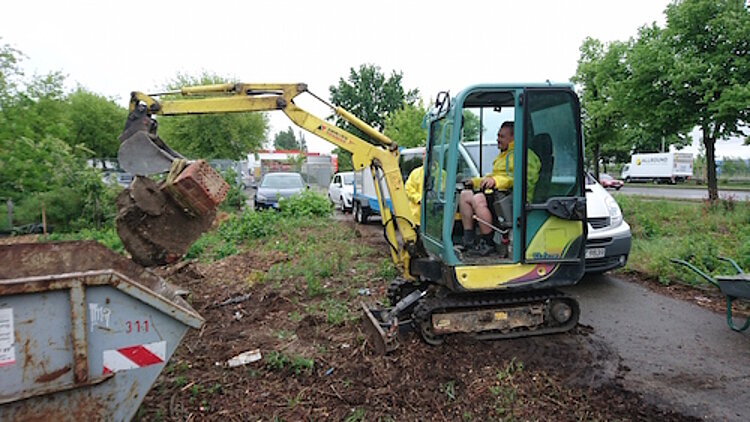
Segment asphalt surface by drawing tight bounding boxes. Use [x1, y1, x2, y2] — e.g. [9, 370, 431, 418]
[565, 274, 750, 421]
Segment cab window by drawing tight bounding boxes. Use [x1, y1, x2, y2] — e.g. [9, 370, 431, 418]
[424, 117, 452, 241]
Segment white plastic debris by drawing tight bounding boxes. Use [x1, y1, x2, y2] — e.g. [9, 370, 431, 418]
[227, 349, 262, 367]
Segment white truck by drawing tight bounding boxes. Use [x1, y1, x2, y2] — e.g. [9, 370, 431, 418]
[620, 152, 693, 184]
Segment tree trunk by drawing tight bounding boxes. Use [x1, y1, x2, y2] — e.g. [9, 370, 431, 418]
[594, 143, 601, 180]
[703, 127, 718, 201]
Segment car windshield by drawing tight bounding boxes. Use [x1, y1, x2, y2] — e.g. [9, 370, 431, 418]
[341, 173, 353, 184]
[585, 172, 597, 185]
[261, 174, 304, 188]
[600, 174, 613, 181]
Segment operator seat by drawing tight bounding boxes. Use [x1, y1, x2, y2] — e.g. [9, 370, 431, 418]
[530, 133, 553, 203]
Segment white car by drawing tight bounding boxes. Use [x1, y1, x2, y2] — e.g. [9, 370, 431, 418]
[328, 172, 354, 212]
[584, 172, 631, 273]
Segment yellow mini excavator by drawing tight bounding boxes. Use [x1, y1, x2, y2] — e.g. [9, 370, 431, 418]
[116, 82, 588, 353]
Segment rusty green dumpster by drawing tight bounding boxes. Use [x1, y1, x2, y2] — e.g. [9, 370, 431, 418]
[0, 241, 204, 420]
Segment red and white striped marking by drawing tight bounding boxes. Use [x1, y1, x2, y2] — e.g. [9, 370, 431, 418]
[102, 341, 166, 374]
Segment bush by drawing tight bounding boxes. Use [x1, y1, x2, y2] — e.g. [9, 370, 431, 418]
[218, 168, 245, 212]
[0, 136, 117, 232]
[279, 190, 331, 218]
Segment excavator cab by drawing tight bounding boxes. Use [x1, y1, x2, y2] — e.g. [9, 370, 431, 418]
[417, 84, 586, 289]
[374, 84, 588, 348]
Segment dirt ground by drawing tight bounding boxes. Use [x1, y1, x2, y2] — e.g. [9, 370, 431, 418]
[132, 219, 700, 421]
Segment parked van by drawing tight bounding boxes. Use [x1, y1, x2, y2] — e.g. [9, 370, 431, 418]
[461, 141, 631, 273]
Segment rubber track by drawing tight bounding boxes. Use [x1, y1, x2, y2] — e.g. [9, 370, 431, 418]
[413, 289, 580, 344]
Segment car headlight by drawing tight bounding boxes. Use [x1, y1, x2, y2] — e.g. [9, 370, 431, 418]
[255, 193, 267, 201]
[604, 195, 622, 228]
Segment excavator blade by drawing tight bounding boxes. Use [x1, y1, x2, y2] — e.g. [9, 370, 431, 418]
[360, 302, 402, 355]
[118, 130, 179, 176]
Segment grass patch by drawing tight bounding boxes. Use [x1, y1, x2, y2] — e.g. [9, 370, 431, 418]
[618, 194, 750, 286]
[42, 227, 123, 253]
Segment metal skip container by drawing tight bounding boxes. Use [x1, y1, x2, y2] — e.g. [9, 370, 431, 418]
[0, 241, 204, 420]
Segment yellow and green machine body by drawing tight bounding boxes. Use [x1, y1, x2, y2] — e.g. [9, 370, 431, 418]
[412, 84, 587, 294]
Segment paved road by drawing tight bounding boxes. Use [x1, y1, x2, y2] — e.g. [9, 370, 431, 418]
[565, 274, 750, 421]
[618, 185, 750, 201]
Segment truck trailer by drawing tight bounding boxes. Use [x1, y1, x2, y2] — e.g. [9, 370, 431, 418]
[620, 152, 693, 184]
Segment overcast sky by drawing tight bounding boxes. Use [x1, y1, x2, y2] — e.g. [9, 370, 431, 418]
[3, 0, 748, 158]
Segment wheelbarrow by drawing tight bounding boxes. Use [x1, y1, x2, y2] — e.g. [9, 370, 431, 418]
[670, 257, 750, 332]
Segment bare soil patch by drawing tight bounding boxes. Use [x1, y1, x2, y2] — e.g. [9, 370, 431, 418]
[135, 219, 696, 421]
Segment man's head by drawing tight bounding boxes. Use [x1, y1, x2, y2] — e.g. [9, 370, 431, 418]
[496, 121, 514, 151]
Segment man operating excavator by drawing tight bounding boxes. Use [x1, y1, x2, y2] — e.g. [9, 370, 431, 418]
[458, 121, 540, 256]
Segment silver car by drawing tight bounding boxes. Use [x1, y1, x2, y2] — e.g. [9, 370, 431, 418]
[254, 172, 307, 210]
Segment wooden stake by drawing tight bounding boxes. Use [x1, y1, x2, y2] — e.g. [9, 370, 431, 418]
[41, 202, 47, 235]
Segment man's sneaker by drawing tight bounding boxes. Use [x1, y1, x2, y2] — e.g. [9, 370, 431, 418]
[468, 238, 494, 257]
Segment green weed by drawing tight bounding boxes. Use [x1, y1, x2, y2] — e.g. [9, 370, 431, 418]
[291, 355, 314, 375]
[322, 298, 352, 326]
[287, 392, 303, 410]
[189, 384, 202, 396]
[264, 351, 289, 371]
[489, 359, 523, 417]
[344, 408, 366, 422]
[288, 310, 303, 323]
[274, 329, 296, 340]
[439, 380, 456, 401]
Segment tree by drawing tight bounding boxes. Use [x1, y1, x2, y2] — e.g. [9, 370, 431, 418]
[461, 110, 481, 143]
[625, 1, 749, 200]
[572, 38, 635, 177]
[0, 39, 23, 108]
[273, 126, 306, 151]
[384, 101, 427, 148]
[0, 69, 70, 143]
[329, 64, 420, 170]
[157, 72, 269, 159]
[0, 42, 115, 230]
[65, 87, 128, 167]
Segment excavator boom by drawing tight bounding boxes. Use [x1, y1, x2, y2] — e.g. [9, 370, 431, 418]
[117, 83, 417, 274]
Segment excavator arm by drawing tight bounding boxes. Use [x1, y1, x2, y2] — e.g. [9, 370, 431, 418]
[118, 83, 419, 276]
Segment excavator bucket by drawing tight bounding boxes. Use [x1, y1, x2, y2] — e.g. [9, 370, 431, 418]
[117, 101, 184, 177]
[118, 130, 180, 176]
